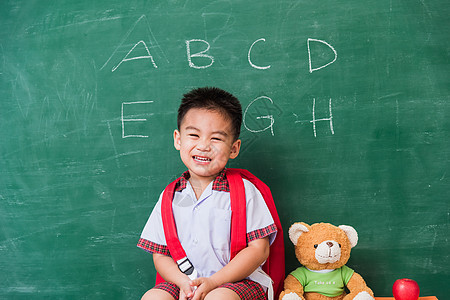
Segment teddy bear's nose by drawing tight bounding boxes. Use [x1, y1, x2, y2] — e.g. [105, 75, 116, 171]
[326, 242, 334, 248]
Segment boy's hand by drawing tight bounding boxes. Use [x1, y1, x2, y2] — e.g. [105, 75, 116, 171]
[178, 279, 196, 300]
[188, 277, 219, 300]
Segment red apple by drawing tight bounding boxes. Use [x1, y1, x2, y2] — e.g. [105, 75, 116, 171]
[392, 278, 420, 300]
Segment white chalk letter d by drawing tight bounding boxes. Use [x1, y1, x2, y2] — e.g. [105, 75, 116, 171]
[307, 38, 337, 73]
[186, 39, 214, 69]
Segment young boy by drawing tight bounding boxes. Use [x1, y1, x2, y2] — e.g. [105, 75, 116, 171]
[138, 87, 277, 300]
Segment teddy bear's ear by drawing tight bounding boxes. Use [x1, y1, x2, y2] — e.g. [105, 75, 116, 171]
[338, 225, 358, 248]
[289, 222, 310, 245]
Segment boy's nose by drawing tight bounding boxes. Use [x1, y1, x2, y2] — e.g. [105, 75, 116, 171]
[196, 138, 211, 151]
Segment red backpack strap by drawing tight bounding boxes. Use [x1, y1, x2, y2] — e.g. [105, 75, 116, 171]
[157, 169, 285, 299]
[227, 168, 285, 299]
[160, 178, 197, 280]
[226, 169, 247, 259]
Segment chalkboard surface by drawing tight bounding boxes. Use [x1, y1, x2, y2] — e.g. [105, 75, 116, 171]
[1, 1, 448, 298]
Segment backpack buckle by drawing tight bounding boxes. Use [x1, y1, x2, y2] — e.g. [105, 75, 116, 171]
[177, 257, 195, 277]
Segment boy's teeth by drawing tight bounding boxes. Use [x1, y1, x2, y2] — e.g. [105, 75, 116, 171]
[194, 156, 211, 162]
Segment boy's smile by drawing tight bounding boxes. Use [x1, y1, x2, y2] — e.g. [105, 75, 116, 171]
[174, 108, 241, 190]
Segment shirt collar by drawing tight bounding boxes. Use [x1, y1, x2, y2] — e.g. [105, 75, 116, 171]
[175, 169, 230, 192]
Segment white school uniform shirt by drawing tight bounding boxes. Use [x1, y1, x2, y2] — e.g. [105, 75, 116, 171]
[138, 170, 277, 289]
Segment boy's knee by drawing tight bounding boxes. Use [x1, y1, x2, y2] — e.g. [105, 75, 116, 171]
[141, 288, 175, 300]
[204, 287, 240, 300]
[141, 290, 153, 300]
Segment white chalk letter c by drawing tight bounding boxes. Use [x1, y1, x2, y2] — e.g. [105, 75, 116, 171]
[248, 38, 271, 70]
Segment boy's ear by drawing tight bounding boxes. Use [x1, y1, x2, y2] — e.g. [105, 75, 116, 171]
[229, 139, 241, 159]
[173, 130, 181, 150]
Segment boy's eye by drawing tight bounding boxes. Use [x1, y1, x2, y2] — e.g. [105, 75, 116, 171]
[211, 137, 222, 141]
[188, 134, 199, 138]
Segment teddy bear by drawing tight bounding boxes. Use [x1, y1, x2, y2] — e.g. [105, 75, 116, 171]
[279, 222, 375, 300]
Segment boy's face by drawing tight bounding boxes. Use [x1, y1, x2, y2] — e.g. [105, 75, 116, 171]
[174, 108, 241, 184]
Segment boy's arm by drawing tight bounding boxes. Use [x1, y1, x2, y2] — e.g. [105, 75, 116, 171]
[190, 237, 270, 300]
[153, 253, 195, 299]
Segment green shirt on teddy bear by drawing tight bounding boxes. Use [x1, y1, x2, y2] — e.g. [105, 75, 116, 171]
[290, 266, 355, 297]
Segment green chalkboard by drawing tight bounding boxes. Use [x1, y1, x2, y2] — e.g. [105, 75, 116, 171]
[1, 0, 448, 298]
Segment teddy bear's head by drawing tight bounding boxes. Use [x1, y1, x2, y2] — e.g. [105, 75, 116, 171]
[288, 222, 358, 271]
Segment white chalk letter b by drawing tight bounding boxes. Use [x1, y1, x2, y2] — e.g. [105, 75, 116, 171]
[186, 39, 214, 69]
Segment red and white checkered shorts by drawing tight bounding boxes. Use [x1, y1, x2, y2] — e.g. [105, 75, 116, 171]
[154, 279, 267, 300]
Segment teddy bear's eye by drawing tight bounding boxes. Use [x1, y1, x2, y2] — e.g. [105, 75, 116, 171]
[339, 244, 341, 248]
[314, 244, 318, 248]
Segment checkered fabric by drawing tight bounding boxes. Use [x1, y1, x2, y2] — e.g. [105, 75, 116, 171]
[154, 279, 267, 300]
[137, 238, 170, 256]
[221, 279, 268, 300]
[247, 223, 277, 243]
[175, 169, 230, 192]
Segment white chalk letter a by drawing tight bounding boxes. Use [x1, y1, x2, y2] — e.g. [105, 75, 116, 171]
[112, 40, 158, 72]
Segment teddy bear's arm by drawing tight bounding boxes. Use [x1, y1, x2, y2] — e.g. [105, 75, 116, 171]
[344, 272, 374, 299]
[278, 274, 305, 300]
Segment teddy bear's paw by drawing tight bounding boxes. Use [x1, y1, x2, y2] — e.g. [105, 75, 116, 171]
[352, 291, 374, 300]
[282, 292, 302, 300]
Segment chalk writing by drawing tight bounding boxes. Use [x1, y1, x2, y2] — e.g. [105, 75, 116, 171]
[243, 96, 276, 136]
[102, 15, 337, 73]
[112, 40, 157, 72]
[248, 38, 271, 70]
[186, 39, 215, 69]
[105, 36, 338, 72]
[307, 38, 337, 73]
[310, 98, 334, 137]
[101, 15, 168, 72]
[121, 101, 153, 138]
[293, 98, 335, 137]
[104, 15, 339, 140]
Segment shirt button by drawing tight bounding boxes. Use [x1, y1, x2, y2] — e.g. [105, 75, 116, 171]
[194, 206, 199, 211]
[193, 239, 198, 244]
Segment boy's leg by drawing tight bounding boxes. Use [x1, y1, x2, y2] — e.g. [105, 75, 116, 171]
[141, 288, 176, 300]
[141, 282, 179, 300]
[204, 287, 240, 300]
[205, 279, 267, 300]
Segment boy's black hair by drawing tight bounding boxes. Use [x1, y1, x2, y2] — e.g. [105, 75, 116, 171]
[178, 87, 242, 140]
